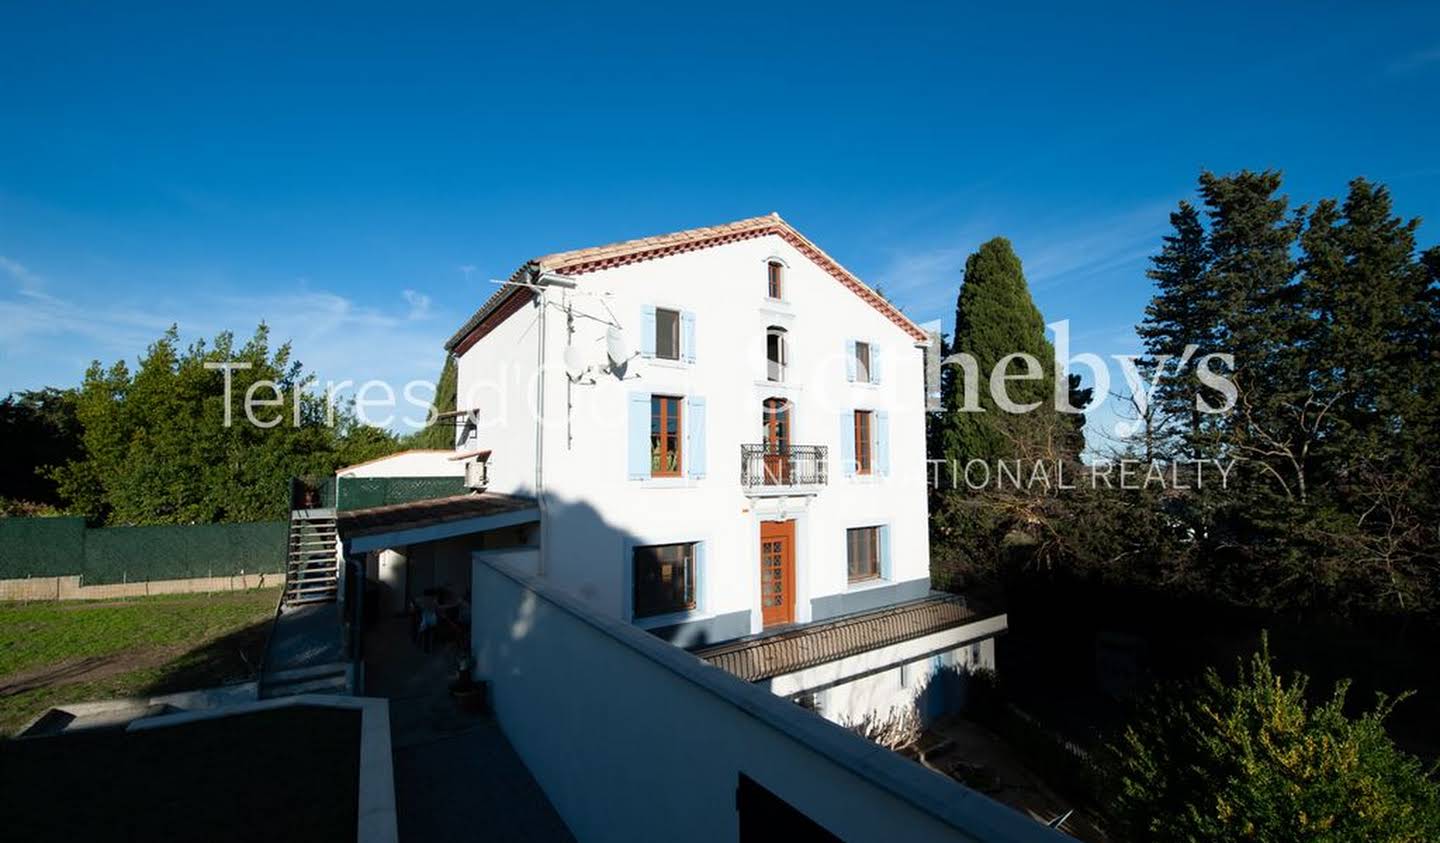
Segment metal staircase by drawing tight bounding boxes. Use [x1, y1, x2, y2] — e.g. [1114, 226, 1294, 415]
[283, 510, 339, 605]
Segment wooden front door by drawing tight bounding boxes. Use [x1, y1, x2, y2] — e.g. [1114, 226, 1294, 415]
[760, 520, 796, 627]
[762, 399, 791, 485]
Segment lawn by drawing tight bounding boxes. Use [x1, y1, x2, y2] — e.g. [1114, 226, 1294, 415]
[0, 588, 280, 735]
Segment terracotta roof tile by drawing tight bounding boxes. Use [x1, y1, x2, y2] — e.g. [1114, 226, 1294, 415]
[692, 594, 995, 683]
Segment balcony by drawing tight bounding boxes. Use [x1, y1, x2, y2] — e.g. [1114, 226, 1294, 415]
[740, 444, 828, 493]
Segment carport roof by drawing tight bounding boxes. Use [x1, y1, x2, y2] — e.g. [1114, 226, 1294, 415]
[337, 492, 537, 539]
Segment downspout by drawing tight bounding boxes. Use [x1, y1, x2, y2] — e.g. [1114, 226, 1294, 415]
[532, 266, 548, 577]
[529, 268, 580, 579]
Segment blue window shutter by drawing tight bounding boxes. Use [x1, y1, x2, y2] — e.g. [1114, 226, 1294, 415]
[839, 412, 855, 478]
[876, 410, 890, 476]
[871, 343, 883, 385]
[640, 306, 657, 358]
[686, 396, 707, 479]
[681, 310, 696, 363]
[845, 340, 857, 381]
[628, 393, 651, 479]
[879, 525, 892, 580]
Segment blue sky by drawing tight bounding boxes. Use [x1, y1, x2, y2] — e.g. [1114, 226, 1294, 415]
[2, 2, 1437, 443]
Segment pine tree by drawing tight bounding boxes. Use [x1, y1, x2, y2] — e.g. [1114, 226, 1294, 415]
[1137, 200, 1215, 459]
[940, 237, 1059, 466]
[1298, 179, 1429, 473]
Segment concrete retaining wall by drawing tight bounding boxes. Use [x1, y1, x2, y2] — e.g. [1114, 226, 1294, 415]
[0, 572, 285, 602]
[472, 552, 1063, 843]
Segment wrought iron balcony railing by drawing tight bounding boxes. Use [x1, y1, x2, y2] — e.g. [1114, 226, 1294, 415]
[740, 443, 828, 489]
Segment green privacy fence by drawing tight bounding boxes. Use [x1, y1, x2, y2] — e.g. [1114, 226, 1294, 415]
[335, 476, 467, 511]
[0, 518, 288, 584]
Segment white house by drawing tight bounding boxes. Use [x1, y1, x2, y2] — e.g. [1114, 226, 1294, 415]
[426, 213, 1006, 728]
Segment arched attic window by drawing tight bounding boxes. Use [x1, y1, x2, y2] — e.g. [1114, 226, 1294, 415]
[766, 259, 785, 300]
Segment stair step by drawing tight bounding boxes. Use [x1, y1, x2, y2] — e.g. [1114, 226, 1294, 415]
[264, 662, 348, 685]
[261, 674, 349, 699]
[282, 596, 336, 606]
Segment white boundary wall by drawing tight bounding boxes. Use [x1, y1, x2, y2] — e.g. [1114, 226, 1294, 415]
[472, 553, 1064, 843]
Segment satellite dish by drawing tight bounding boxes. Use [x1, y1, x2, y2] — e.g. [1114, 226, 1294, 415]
[563, 345, 586, 381]
[606, 326, 634, 367]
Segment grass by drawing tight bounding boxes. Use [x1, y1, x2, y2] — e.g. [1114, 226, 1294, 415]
[0, 588, 280, 735]
[0, 705, 360, 842]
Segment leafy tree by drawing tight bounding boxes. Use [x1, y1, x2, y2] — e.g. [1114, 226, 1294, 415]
[940, 237, 1062, 465]
[1111, 639, 1440, 842]
[0, 388, 81, 506]
[52, 324, 401, 525]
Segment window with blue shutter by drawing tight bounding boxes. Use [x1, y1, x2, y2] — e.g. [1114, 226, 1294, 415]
[879, 524, 893, 580]
[686, 396, 707, 479]
[640, 306, 657, 358]
[839, 412, 855, 478]
[681, 311, 696, 363]
[627, 392, 651, 479]
[876, 410, 890, 476]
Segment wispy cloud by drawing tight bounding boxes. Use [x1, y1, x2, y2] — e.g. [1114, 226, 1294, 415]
[1388, 45, 1440, 74]
[402, 288, 432, 320]
[0, 257, 458, 428]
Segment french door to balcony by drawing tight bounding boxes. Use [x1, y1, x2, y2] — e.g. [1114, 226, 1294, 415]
[762, 398, 791, 485]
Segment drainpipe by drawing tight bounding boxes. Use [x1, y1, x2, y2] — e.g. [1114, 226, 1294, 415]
[530, 269, 579, 577]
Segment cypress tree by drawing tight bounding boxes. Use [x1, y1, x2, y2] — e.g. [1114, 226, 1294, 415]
[409, 354, 458, 449]
[940, 237, 1059, 466]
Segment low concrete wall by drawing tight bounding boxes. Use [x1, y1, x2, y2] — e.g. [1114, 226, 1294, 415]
[0, 572, 285, 602]
[472, 553, 1063, 843]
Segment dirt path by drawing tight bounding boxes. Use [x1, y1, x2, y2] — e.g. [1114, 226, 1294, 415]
[0, 645, 186, 696]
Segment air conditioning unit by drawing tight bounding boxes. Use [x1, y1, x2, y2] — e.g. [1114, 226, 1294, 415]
[464, 459, 489, 491]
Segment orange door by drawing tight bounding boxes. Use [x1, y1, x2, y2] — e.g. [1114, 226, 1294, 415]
[759, 520, 796, 626]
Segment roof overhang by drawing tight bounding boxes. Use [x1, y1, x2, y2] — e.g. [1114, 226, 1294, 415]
[445, 213, 928, 354]
[339, 493, 539, 553]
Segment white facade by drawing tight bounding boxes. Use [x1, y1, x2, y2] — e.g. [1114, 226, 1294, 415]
[455, 228, 932, 643]
[436, 216, 1007, 728]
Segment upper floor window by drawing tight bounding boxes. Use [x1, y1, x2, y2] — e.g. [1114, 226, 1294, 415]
[846, 526, 881, 583]
[853, 341, 872, 383]
[853, 410, 873, 475]
[633, 541, 696, 618]
[767, 260, 784, 300]
[651, 395, 683, 477]
[766, 326, 787, 382]
[655, 308, 681, 360]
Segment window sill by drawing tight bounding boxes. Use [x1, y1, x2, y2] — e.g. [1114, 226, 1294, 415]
[848, 380, 880, 389]
[633, 608, 710, 629]
[643, 357, 692, 370]
[845, 577, 891, 593]
[754, 379, 802, 392]
[635, 476, 700, 489]
[847, 474, 886, 484]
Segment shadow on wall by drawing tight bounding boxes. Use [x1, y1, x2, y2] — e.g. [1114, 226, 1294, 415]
[837, 664, 977, 752]
[535, 495, 749, 650]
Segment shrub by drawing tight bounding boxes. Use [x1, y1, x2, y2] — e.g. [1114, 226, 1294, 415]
[1110, 636, 1440, 841]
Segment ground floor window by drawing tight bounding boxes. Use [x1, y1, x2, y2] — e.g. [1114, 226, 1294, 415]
[633, 541, 697, 618]
[846, 526, 881, 582]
